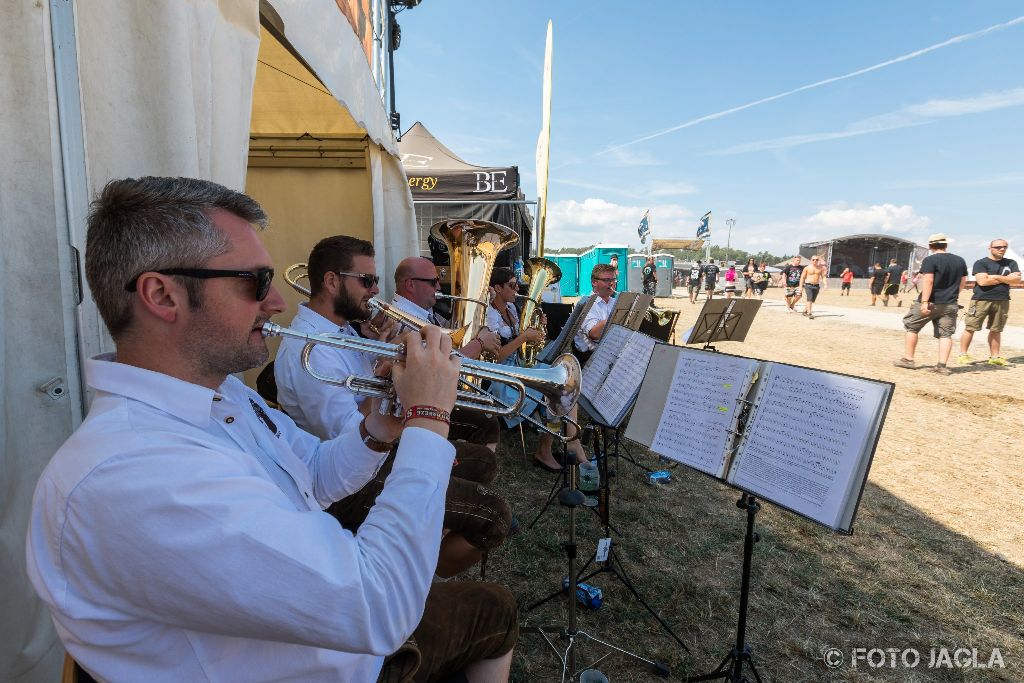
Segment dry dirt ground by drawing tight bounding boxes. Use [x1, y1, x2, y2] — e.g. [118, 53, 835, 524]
[659, 285, 1023, 566]
[493, 284, 1022, 682]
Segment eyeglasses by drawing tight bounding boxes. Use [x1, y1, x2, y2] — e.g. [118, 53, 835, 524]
[335, 271, 380, 289]
[505, 281, 519, 289]
[594, 277, 617, 283]
[991, 245, 1008, 250]
[125, 267, 275, 301]
[408, 277, 441, 287]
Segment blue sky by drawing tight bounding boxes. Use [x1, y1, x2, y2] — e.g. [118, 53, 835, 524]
[394, 2, 1023, 265]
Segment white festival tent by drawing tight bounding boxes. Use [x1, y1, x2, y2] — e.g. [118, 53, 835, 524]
[1, 1, 415, 680]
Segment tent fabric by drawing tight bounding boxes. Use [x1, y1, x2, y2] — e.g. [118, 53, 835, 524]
[269, 0, 399, 156]
[3, 1, 261, 681]
[399, 122, 532, 265]
[1, 5, 84, 681]
[401, 121, 519, 200]
[264, 0, 417, 293]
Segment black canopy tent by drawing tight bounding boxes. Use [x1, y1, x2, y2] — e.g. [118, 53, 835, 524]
[399, 122, 532, 269]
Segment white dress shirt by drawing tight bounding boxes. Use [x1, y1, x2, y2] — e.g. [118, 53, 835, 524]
[574, 294, 616, 352]
[391, 294, 443, 327]
[26, 355, 454, 682]
[486, 302, 520, 342]
[275, 304, 374, 441]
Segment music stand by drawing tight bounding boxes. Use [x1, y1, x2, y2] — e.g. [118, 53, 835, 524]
[526, 395, 691, 657]
[685, 299, 761, 351]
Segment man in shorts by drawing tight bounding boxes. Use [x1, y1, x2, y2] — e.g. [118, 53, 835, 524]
[702, 259, 721, 301]
[780, 256, 804, 313]
[688, 260, 703, 303]
[894, 233, 968, 375]
[840, 267, 853, 295]
[881, 258, 904, 307]
[958, 238, 1020, 366]
[867, 262, 884, 305]
[798, 255, 826, 318]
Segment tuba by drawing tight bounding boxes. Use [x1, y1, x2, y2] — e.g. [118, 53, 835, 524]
[429, 219, 518, 350]
[518, 257, 561, 367]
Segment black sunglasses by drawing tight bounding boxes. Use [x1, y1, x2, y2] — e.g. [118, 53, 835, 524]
[125, 267, 275, 301]
[335, 271, 380, 289]
[409, 277, 441, 287]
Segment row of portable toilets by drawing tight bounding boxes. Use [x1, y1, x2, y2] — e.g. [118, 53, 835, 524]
[544, 246, 675, 297]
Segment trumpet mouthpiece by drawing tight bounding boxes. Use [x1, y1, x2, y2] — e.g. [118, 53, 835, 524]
[262, 322, 283, 338]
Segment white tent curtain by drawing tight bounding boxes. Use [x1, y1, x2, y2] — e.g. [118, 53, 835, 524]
[270, 0, 417, 295]
[2, 1, 259, 680]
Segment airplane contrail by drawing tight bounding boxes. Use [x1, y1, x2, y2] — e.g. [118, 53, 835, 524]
[601, 15, 1024, 153]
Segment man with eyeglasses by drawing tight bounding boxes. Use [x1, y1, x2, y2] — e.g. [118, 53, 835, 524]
[26, 177, 516, 681]
[391, 256, 501, 364]
[958, 239, 1020, 366]
[275, 239, 513, 580]
[574, 263, 618, 362]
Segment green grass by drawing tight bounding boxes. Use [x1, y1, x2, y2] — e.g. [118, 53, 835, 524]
[470, 428, 1022, 682]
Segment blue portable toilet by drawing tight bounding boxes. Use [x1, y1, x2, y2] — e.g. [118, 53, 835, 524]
[578, 244, 628, 296]
[654, 253, 674, 296]
[544, 254, 580, 297]
[627, 253, 646, 292]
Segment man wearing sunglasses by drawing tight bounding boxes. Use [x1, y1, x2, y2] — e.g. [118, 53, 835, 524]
[276, 239, 513, 580]
[27, 177, 515, 682]
[392, 256, 504, 450]
[958, 239, 1019, 366]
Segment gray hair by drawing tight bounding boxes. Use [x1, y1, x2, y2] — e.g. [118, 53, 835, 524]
[85, 176, 267, 339]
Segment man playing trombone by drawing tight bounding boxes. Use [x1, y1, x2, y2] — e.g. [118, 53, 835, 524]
[27, 177, 516, 682]
[275, 237, 513, 578]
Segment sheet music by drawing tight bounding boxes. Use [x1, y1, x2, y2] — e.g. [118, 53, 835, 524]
[592, 332, 657, 423]
[581, 325, 633, 401]
[728, 364, 888, 529]
[649, 349, 759, 477]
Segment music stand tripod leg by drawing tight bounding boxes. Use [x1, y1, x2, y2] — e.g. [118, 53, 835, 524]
[523, 465, 672, 680]
[686, 494, 764, 682]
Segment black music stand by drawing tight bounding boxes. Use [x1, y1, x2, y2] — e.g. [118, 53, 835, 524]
[685, 493, 764, 683]
[571, 398, 691, 654]
[522, 463, 670, 681]
[685, 299, 761, 352]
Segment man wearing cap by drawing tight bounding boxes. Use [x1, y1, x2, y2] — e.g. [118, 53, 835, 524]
[894, 233, 968, 375]
[958, 239, 1020, 366]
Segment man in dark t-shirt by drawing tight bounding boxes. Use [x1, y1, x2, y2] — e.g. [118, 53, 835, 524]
[882, 259, 904, 307]
[642, 256, 658, 295]
[780, 256, 805, 313]
[688, 261, 703, 303]
[958, 238, 1020, 366]
[702, 261, 720, 301]
[895, 233, 968, 375]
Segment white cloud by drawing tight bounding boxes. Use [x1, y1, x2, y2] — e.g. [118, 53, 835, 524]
[806, 203, 932, 236]
[711, 87, 1024, 155]
[544, 198, 694, 249]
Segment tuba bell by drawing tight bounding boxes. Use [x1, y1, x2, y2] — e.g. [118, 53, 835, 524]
[519, 257, 562, 367]
[429, 219, 518, 350]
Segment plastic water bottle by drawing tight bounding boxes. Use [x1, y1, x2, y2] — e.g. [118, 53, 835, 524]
[578, 461, 600, 507]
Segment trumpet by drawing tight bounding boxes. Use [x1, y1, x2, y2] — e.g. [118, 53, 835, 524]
[262, 322, 582, 420]
[284, 263, 312, 297]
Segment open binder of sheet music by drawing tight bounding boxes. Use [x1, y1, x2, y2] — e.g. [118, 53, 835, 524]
[623, 344, 893, 533]
[580, 324, 658, 426]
